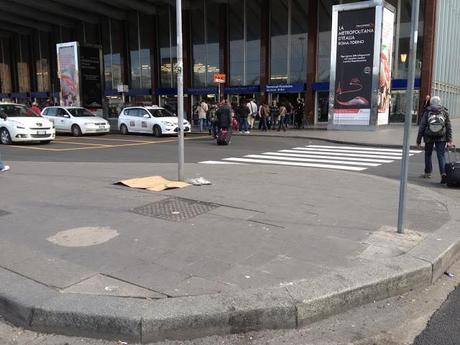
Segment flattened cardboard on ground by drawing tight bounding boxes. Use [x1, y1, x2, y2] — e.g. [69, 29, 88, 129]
[116, 176, 191, 192]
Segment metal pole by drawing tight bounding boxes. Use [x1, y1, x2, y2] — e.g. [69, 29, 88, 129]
[176, 0, 185, 181]
[397, 0, 420, 234]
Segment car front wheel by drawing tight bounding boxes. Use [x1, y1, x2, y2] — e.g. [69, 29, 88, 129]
[120, 124, 129, 135]
[71, 124, 82, 137]
[0, 128, 12, 145]
[153, 125, 162, 137]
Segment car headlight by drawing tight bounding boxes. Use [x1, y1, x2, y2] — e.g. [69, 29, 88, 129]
[84, 122, 93, 126]
[16, 125, 25, 129]
[162, 121, 174, 126]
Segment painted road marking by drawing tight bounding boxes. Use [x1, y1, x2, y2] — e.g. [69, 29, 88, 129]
[307, 145, 422, 153]
[244, 154, 381, 167]
[7, 135, 209, 152]
[265, 151, 393, 163]
[200, 144, 423, 172]
[222, 157, 367, 171]
[291, 147, 408, 156]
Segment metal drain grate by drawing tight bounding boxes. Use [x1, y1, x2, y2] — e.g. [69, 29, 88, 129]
[0, 209, 10, 217]
[131, 197, 219, 222]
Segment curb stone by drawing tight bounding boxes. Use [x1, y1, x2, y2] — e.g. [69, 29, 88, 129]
[1, 224, 459, 343]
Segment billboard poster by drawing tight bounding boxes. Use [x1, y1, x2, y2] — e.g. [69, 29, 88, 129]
[377, 7, 395, 125]
[332, 8, 376, 126]
[80, 46, 103, 108]
[57, 42, 80, 106]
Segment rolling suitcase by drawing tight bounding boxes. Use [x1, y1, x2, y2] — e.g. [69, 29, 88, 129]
[445, 146, 460, 187]
[217, 128, 231, 145]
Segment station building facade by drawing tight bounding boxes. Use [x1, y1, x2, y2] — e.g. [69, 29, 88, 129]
[0, 0, 457, 124]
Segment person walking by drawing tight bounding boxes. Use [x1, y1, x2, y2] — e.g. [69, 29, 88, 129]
[31, 102, 41, 115]
[247, 98, 258, 130]
[0, 156, 9, 172]
[416, 96, 453, 184]
[258, 102, 269, 131]
[0, 112, 10, 172]
[277, 103, 287, 132]
[197, 99, 209, 132]
[295, 99, 305, 129]
[237, 100, 250, 134]
[269, 101, 279, 130]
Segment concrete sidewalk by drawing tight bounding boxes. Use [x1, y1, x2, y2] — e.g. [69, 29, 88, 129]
[0, 162, 459, 343]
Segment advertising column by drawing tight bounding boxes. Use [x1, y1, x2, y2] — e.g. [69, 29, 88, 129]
[56, 42, 80, 107]
[328, 1, 395, 130]
[80, 46, 103, 109]
[377, 7, 395, 125]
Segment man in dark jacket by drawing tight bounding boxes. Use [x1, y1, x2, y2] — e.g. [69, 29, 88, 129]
[216, 100, 232, 130]
[237, 101, 250, 134]
[416, 96, 453, 184]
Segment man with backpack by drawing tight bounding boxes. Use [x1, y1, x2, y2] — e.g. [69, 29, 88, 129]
[416, 96, 453, 184]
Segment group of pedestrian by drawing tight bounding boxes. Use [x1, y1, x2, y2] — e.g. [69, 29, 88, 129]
[194, 97, 307, 135]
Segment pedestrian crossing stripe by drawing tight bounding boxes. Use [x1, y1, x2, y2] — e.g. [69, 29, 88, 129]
[223, 157, 367, 171]
[199, 144, 422, 172]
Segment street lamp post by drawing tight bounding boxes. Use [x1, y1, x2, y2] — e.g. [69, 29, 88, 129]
[176, 0, 185, 181]
[397, 0, 420, 234]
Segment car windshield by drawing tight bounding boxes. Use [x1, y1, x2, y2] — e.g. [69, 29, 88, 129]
[67, 108, 96, 117]
[147, 108, 175, 118]
[0, 104, 40, 118]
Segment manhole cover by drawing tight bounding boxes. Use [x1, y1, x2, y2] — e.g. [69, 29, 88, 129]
[0, 209, 10, 217]
[131, 197, 219, 222]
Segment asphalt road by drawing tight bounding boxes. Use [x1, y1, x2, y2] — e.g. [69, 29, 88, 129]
[413, 285, 460, 345]
[0, 132, 450, 189]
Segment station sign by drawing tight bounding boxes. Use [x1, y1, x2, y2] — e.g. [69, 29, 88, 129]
[213, 73, 226, 84]
[265, 83, 305, 93]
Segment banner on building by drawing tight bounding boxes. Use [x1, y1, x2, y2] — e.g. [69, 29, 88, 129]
[57, 42, 80, 107]
[328, 1, 396, 129]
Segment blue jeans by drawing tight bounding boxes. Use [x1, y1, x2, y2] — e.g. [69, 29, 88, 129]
[238, 117, 248, 132]
[199, 118, 208, 132]
[425, 141, 446, 175]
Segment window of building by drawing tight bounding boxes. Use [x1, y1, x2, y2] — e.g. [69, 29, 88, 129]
[228, 0, 261, 86]
[129, 12, 153, 89]
[190, 0, 220, 87]
[17, 35, 31, 93]
[35, 31, 50, 92]
[158, 5, 177, 88]
[270, 0, 309, 84]
[102, 18, 125, 90]
[0, 38, 12, 93]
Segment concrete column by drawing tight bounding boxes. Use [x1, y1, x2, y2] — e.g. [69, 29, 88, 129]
[218, 2, 228, 101]
[419, 0, 437, 120]
[305, 0, 318, 125]
[259, 0, 270, 104]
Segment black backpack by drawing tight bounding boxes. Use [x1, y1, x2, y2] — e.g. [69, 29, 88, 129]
[426, 108, 447, 137]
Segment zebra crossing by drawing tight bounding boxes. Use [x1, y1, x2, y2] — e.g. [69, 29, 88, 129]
[199, 144, 422, 172]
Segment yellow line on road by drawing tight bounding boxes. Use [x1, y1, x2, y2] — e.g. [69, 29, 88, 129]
[54, 140, 113, 147]
[56, 136, 152, 143]
[7, 135, 209, 152]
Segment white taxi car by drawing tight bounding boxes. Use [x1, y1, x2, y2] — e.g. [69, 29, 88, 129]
[118, 106, 191, 137]
[41, 106, 110, 136]
[0, 103, 55, 144]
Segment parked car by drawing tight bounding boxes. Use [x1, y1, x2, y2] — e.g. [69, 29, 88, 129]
[41, 106, 110, 136]
[118, 106, 191, 137]
[0, 103, 55, 145]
